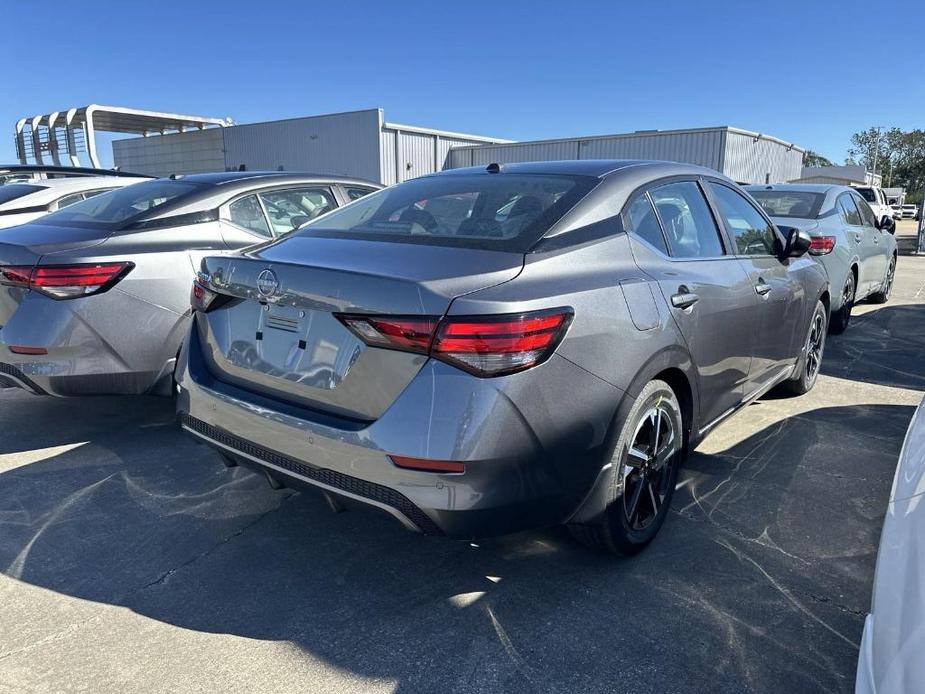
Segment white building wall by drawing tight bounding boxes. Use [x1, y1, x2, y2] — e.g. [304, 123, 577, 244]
[112, 128, 224, 177]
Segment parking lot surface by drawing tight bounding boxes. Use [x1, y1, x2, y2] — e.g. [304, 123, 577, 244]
[1, 223, 923, 694]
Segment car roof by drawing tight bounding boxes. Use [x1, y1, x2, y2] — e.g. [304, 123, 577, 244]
[171, 171, 382, 188]
[745, 183, 850, 195]
[21, 176, 149, 192]
[432, 159, 714, 179]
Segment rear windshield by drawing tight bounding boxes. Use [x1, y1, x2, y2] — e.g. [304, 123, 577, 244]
[295, 173, 596, 251]
[0, 184, 45, 204]
[855, 188, 876, 203]
[748, 190, 825, 219]
[40, 179, 199, 228]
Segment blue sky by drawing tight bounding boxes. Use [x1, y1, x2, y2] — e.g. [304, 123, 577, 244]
[3, 1, 922, 167]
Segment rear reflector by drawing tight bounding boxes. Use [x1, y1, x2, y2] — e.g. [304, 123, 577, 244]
[808, 236, 836, 255]
[0, 263, 134, 299]
[337, 308, 573, 377]
[9, 346, 47, 355]
[390, 455, 466, 474]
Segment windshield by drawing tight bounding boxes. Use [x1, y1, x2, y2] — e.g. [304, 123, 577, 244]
[295, 173, 595, 251]
[856, 188, 876, 203]
[40, 179, 199, 228]
[748, 190, 824, 219]
[0, 184, 46, 204]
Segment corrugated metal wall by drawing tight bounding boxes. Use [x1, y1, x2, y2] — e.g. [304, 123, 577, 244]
[223, 109, 382, 182]
[445, 130, 725, 173]
[379, 127, 505, 185]
[721, 131, 803, 184]
[112, 128, 224, 177]
[445, 128, 803, 185]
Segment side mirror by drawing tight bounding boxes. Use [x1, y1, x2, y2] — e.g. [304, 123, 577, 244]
[289, 214, 310, 230]
[878, 215, 896, 234]
[781, 227, 811, 258]
[888, 198, 898, 205]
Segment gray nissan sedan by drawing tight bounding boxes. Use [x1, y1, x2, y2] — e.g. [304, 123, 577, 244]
[177, 160, 829, 553]
[0, 172, 380, 396]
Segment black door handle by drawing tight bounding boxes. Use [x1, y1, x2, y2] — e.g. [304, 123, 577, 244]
[671, 287, 700, 310]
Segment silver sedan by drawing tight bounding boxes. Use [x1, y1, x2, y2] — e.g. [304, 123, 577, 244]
[746, 184, 898, 334]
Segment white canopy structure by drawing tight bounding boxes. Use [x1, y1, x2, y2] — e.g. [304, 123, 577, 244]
[13, 104, 231, 168]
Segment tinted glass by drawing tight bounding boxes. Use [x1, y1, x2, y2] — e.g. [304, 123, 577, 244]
[649, 181, 724, 258]
[837, 194, 862, 225]
[747, 190, 824, 218]
[259, 187, 336, 235]
[42, 180, 198, 228]
[625, 193, 668, 254]
[0, 184, 45, 204]
[345, 186, 377, 201]
[854, 194, 878, 227]
[226, 195, 271, 237]
[709, 183, 778, 256]
[296, 173, 595, 252]
[856, 188, 876, 203]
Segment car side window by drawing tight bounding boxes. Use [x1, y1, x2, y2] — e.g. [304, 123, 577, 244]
[259, 187, 336, 235]
[624, 193, 669, 255]
[853, 194, 878, 228]
[837, 194, 862, 226]
[707, 182, 778, 256]
[345, 186, 377, 201]
[649, 181, 725, 258]
[54, 192, 86, 209]
[226, 194, 272, 237]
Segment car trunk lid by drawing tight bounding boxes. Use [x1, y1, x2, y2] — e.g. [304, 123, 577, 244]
[195, 236, 524, 420]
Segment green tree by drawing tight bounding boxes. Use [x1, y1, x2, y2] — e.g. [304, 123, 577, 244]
[847, 127, 925, 202]
[802, 150, 833, 168]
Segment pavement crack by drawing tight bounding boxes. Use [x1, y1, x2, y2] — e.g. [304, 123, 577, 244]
[132, 492, 295, 595]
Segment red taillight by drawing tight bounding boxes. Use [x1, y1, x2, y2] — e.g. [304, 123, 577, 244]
[9, 346, 47, 355]
[337, 308, 573, 377]
[389, 455, 466, 474]
[0, 263, 133, 299]
[336, 315, 439, 354]
[809, 236, 836, 255]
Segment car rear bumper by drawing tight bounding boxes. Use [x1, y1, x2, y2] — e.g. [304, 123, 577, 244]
[0, 289, 184, 396]
[176, 323, 624, 539]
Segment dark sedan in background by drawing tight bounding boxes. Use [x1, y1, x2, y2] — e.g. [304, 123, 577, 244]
[177, 160, 829, 554]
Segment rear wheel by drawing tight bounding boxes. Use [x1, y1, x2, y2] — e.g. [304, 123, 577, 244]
[783, 300, 827, 395]
[568, 379, 683, 555]
[828, 270, 855, 335]
[868, 256, 895, 304]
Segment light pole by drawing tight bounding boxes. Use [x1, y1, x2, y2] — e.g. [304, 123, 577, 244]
[871, 125, 884, 177]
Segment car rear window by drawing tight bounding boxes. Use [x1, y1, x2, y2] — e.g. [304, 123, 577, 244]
[0, 184, 46, 204]
[748, 190, 824, 219]
[295, 173, 597, 252]
[855, 188, 876, 203]
[40, 180, 199, 228]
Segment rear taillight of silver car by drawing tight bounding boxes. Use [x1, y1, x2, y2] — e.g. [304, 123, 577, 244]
[336, 309, 573, 377]
[0, 263, 134, 299]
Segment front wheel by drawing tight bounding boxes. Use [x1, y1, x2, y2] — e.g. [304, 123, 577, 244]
[868, 256, 896, 304]
[783, 299, 827, 395]
[568, 379, 684, 555]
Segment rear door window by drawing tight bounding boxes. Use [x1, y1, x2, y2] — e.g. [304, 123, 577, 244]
[649, 181, 725, 258]
[259, 187, 336, 235]
[624, 193, 669, 254]
[853, 193, 878, 228]
[708, 183, 778, 256]
[837, 194, 863, 226]
[226, 194, 272, 238]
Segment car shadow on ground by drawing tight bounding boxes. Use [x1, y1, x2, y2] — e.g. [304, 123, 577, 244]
[0, 390, 912, 694]
[821, 303, 925, 392]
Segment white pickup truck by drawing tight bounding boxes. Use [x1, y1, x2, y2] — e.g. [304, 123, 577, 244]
[854, 186, 895, 224]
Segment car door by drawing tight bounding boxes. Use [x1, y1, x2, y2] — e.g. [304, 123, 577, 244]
[852, 191, 887, 293]
[626, 179, 758, 428]
[705, 181, 804, 391]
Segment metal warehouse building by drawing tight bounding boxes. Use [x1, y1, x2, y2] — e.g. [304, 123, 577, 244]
[445, 126, 805, 184]
[112, 108, 512, 185]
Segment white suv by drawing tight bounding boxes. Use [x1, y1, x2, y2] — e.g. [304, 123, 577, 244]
[854, 186, 893, 224]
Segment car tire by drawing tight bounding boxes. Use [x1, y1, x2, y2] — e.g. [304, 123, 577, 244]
[829, 270, 855, 335]
[783, 299, 827, 396]
[568, 379, 684, 555]
[868, 256, 896, 304]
